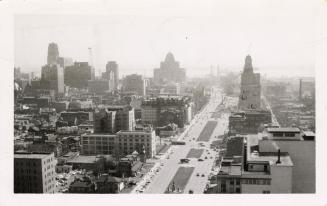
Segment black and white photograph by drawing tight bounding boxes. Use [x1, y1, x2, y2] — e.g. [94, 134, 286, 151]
[1, 0, 327, 205]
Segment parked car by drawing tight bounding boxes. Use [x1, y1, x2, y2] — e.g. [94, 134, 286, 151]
[198, 158, 204, 161]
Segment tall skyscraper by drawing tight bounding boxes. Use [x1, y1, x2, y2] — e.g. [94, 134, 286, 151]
[41, 64, 64, 95]
[103, 61, 119, 90]
[64, 62, 92, 89]
[122, 74, 146, 96]
[238, 55, 261, 110]
[47, 43, 59, 65]
[153, 52, 186, 84]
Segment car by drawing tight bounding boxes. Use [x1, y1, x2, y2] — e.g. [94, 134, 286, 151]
[198, 158, 204, 161]
[210, 157, 213, 159]
[205, 156, 208, 159]
[201, 174, 205, 177]
[196, 173, 200, 177]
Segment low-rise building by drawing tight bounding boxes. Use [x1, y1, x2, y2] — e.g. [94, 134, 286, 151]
[116, 152, 143, 177]
[229, 109, 271, 135]
[69, 179, 95, 193]
[213, 136, 293, 194]
[81, 128, 156, 158]
[116, 129, 156, 158]
[141, 96, 192, 128]
[95, 174, 124, 193]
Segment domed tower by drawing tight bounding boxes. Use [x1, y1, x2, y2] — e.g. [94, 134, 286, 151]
[153, 52, 186, 83]
[165, 52, 175, 63]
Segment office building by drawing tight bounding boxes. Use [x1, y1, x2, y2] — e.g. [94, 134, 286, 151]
[122, 74, 146, 96]
[47, 43, 59, 65]
[57, 57, 73, 69]
[102, 61, 119, 90]
[88, 79, 110, 94]
[41, 64, 64, 95]
[64, 62, 92, 89]
[116, 129, 156, 158]
[81, 134, 116, 155]
[14, 152, 55, 193]
[238, 55, 261, 110]
[299, 77, 315, 100]
[103, 105, 135, 132]
[213, 127, 315, 194]
[94, 108, 116, 134]
[214, 136, 293, 194]
[81, 128, 156, 158]
[258, 127, 315, 193]
[153, 52, 186, 83]
[229, 110, 271, 135]
[141, 96, 192, 128]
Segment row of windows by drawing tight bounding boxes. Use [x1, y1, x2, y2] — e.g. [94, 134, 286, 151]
[15, 161, 37, 167]
[272, 132, 295, 137]
[221, 179, 241, 185]
[242, 179, 271, 185]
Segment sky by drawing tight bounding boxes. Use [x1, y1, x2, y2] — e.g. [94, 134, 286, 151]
[14, 0, 320, 78]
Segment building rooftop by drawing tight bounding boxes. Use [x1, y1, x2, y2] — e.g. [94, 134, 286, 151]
[218, 165, 242, 176]
[14, 152, 53, 159]
[83, 133, 117, 137]
[247, 152, 293, 167]
[66, 155, 100, 164]
[302, 131, 315, 137]
[267, 127, 300, 133]
[70, 180, 93, 188]
[225, 136, 244, 158]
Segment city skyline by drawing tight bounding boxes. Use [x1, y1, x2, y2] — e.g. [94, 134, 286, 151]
[14, 0, 318, 78]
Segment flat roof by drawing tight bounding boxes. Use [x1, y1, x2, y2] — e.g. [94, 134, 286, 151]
[67, 155, 99, 164]
[83, 134, 116, 137]
[302, 131, 315, 137]
[267, 127, 300, 133]
[219, 165, 242, 176]
[247, 153, 293, 166]
[14, 153, 52, 159]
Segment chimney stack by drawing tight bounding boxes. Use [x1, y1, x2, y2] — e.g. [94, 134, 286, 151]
[276, 149, 281, 164]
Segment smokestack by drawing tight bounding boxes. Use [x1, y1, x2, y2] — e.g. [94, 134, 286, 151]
[276, 149, 281, 164]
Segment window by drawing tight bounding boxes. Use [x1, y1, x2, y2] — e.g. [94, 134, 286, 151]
[236, 180, 240, 185]
[230, 180, 234, 185]
[262, 190, 270, 194]
[221, 183, 226, 193]
[273, 132, 283, 137]
[285, 132, 295, 137]
[236, 188, 241, 193]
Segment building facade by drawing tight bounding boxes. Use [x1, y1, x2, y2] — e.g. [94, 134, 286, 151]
[64, 62, 92, 89]
[153, 52, 186, 84]
[81, 128, 156, 158]
[141, 97, 192, 128]
[41, 64, 64, 95]
[214, 136, 293, 194]
[93, 108, 116, 134]
[238, 55, 261, 110]
[102, 61, 119, 91]
[229, 110, 272, 135]
[103, 105, 135, 132]
[14, 152, 56, 193]
[122, 74, 146, 96]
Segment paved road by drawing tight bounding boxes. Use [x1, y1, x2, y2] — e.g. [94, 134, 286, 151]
[143, 87, 230, 194]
